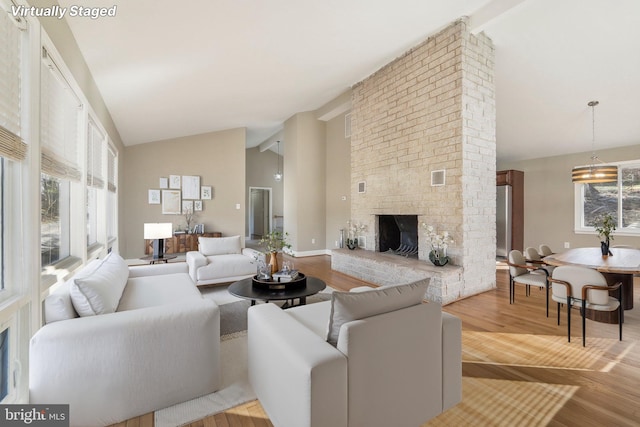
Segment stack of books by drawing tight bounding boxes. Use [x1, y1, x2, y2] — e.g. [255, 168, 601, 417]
[272, 269, 300, 282]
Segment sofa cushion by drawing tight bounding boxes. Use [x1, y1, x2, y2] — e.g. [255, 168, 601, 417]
[326, 281, 427, 346]
[197, 254, 256, 281]
[70, 252, 129, 316]
[43, 259, 102, 324]
[118, 272, 203, 311]
[199, 235, 242, 256]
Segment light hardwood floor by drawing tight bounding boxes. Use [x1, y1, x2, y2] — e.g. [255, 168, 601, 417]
[112, 255, 640, 427]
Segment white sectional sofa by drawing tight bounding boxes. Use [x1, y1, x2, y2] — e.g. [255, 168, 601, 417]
[248, 281, 462, 427]
[29, 252, 221, 427]
[186, 235, 264, 286]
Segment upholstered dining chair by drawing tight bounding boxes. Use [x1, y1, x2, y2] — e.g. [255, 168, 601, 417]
[548, 266, 623, 347]
[539, 244, 554, 256]
[507, 250, 550, 316]
[525, 247, 555, 275]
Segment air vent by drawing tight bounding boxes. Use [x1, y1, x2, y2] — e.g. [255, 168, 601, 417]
[358, 181, 366, 193]
[345, 113, 352, 138]
[431, 170, 446, 186]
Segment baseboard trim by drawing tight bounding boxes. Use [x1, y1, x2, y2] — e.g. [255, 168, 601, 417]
[292, 249, 332, 257]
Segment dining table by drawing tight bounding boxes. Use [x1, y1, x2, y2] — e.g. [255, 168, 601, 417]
[543, 247, 640, 324]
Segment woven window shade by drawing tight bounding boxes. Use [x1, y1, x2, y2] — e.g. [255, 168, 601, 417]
[107, 145, 117, 193]
[87, 120, 105, 188]
[40, 48, 82, 181]
[0, 125, 26, 162]
[0, 0, 26, 162]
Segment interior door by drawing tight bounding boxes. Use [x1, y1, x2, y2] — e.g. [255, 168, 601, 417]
[250, 188, 271, 239]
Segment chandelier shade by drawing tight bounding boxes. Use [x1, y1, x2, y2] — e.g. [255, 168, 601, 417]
[571, 165, 618, 184]
[571, 100, 617, 184]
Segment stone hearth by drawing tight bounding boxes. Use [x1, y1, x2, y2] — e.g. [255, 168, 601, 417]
[331, 249, 463, 305]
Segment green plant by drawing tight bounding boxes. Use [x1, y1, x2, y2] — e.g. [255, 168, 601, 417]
[594, 213, 616, 241]
[259, 230, 291, 253]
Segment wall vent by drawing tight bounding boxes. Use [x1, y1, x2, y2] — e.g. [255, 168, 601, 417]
[431, 169, 446, 186]
[357, 181, 366, 193]
[345, 113, 352, 138]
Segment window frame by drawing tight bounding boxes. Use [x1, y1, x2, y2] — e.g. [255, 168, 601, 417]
[574, 159, 640, 237]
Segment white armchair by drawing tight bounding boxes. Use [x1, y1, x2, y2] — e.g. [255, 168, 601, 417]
[247, 282, 462, 427]
[186, 235, 264, 285]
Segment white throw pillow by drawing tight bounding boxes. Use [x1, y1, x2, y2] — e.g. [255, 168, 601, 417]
[199, 235, 241, 256]
[326, 281, 427, 346]
[70, 252, 129, 316]
[43, 259, 102, 324]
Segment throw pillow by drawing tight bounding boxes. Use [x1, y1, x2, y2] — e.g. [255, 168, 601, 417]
[70, 252, 129, 316]
[199, 235, 241, 256]
[43, 259, 102, 324]
[326, 281, 427, 346]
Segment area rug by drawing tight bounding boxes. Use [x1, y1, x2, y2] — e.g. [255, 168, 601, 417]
[462, 331, 628, 371]
[155, 288, 332, 427]
[154, 332, 253, 427]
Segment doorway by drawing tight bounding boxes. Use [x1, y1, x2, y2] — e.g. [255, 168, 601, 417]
[249, 187, 272, 239]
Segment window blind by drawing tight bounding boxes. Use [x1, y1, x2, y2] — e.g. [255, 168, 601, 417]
[0, 0, 27, 162]
[87, 119, 105, 188]
[40, 48, 82, 181]
[107, 144, 117, 193]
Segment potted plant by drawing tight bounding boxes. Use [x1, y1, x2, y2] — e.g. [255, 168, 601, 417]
[594, 213, 615, 256]
[421, 223, 454, 266]
[259, 230, 292, 273]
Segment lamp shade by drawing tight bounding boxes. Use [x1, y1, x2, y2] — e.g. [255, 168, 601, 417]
[144, 223, 173, 239]
[571, 165, 618, 184]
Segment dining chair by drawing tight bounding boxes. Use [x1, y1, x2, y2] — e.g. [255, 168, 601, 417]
[507, 250, 550, 316]
[539, 244, 554, 256]
[525, 247, 555, 275]
[548, 265, 623, 347]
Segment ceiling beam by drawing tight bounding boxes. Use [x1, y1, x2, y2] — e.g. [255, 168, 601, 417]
[258, 130, 284, 152]
[468, 0, 530, 34]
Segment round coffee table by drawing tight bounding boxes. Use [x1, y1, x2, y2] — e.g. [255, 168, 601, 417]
[228, 276, 326, 309]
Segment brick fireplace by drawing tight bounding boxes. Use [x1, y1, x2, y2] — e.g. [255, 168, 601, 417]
[334, 19, 497, 303]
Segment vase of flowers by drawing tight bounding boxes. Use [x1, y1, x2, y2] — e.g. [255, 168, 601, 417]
[594, 213, 615, 257]
[346, 220, 366, 250]
[259, 230, 292, 273]
[421, 223, 453, 266]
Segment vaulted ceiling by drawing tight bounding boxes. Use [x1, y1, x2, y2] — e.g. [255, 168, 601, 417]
[58, 0, 640, 162]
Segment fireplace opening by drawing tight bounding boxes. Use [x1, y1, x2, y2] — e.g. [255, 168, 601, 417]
[378, 215, 418, 257]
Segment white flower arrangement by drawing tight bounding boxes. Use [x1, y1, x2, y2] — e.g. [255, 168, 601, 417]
[347, 220, 367, 240]
[421, 223, 454, 253]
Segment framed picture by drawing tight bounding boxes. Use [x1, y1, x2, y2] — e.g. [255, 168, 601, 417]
[148, 189, 161, 204]
[161, 190, 181, 214]
[201, 186, 212, 200]
[182, 200, 194, 214]
[169, 175, 181, 189]
[182, 175, 200, 199]
[194, 200, 203, 211]
[159, 177, 169, 189]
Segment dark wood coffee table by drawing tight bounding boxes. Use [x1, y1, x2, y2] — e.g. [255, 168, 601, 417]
[228, 276, 326, 308]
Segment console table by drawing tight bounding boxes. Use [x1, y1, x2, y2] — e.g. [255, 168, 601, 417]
[144, 232, 222, 255]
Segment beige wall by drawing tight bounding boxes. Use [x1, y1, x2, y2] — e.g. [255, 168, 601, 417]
[122, 128, 247, 258]
[325, 113, 351, 249]
[245, 146, 284, 237]
[283, 112, 327, 253]
[498, 144, 640, 252]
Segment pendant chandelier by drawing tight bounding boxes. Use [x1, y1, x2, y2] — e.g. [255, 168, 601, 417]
[571, 101, 618, 184]
[274, 140, 283, 182]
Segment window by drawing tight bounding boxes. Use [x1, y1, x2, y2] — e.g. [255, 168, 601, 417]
[106, 144, 117, 244]
[41, 173, 70, 266]
[575, 162, 640, 235]
[86, 119, 105, 247]
[0, 328, 8, 401]
[40, 47, 82, 267]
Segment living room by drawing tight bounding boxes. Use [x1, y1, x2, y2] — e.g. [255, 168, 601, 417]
[1, 0, 639, 426]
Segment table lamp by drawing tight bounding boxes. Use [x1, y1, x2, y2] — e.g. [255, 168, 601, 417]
[144, 223, 173, 259]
